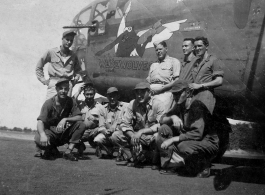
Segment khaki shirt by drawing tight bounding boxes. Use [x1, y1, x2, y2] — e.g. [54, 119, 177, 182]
[179, 53, 197, 82]
[36, 47, 81, 84]
[146, 55, 180, 84]
[191, 54, 224, 114]
[78, 101, 105, 127]
[120, 98, 165, 133]
[98, 102, 129, 132]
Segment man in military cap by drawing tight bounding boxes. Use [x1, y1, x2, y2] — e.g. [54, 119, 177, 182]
[111, 82, 165, 166]
[36, 30, 82, 99]
[157, 80, 219, 177]
[93, 87, 128, 158]
[73, 82, 105, 157]
[34, 78, 86, 161]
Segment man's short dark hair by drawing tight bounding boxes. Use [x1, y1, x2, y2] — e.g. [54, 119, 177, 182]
[194, 36, 209, 46]
[154, 40, 167, 48]
[183, 38, 195, 44]
[83, 85, 96, 94]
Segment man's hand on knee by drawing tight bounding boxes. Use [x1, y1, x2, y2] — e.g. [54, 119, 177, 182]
[40, 133, 50, 146]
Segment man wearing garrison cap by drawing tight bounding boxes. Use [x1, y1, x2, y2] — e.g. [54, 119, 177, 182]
[111, 82, 165, 166]
[157, 80, 219, 177]
[36, 30, 82, 99]
[34, 78, 86, 161]
[93, 87, 128, 159]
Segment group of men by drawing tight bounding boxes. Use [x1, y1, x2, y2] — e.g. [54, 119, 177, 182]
[35, 30, 224, 178]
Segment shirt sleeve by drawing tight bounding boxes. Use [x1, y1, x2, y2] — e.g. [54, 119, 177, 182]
[36, 50, 51, 84]
[37, 100, 51, 125]
[179, 101, 206, 142]
[146, 63, 154, 83]
[120, 101, 134, 132]
[98, 106, 107, 132]
[171, 58, 181, 80]
[212, 58, 224, 78]
[117, 102, 129, 125]
[73, 55, 82, 76]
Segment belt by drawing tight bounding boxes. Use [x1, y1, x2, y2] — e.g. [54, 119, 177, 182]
[151, 81, 168, 85]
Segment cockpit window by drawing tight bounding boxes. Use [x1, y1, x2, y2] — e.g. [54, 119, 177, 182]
[115, 0, 130, 19]
[77, 7, 92, 40]
[92, 1, 109, 35]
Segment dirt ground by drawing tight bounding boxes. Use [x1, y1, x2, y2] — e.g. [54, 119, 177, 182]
[0, 136, 265, 195]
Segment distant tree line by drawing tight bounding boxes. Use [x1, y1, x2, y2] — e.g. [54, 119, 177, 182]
[0, 126, 36, 132]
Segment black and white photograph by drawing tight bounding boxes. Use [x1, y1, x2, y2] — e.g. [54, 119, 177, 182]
[0, 0, 265, 194]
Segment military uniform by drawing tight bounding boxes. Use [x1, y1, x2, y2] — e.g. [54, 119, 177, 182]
[78, 100, 105, 147]
[111, 97, 165, 148]
[36, 47, 81, 99]
[179, 53, 197, 82]
[157, 100, 219, 172]
[146, 55, 180, 112]
[94, 102, 128, 145]
[190, 54, 224, 114]
[34, 96, 86, 150]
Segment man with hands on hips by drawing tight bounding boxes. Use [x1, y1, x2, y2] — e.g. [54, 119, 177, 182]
[36, 30, 82, 99]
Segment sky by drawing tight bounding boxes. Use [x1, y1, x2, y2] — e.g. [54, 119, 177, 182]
[0, 0, 92, 129]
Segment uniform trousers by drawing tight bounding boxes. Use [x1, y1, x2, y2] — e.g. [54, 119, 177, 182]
[34, 121, 86, 150]
[156, 124, 218, 170]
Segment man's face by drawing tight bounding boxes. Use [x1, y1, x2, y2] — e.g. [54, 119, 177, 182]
[182, 40, 194, 55]
[107, 92, 119, 107]
[84, 89, 95, 103]
[56, 82, 69, 99]
[135, 89, 149, 104]
[155, 44, 167, 61]
[62, 35, 74, 49]
[194, 40, 207, 58]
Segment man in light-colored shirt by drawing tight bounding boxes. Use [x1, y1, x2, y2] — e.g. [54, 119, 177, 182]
[111, 82, 165, 167]
[73, 82, 105, 158]
[36, 30, 82, 99]
[94, 87, 128, 159]
[146, 41, 181, 112]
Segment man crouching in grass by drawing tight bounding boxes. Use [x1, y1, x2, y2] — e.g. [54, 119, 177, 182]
[34, 78, 86, 161]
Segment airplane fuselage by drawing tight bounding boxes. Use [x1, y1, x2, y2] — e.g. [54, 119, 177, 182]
[70, 0, 265, 122]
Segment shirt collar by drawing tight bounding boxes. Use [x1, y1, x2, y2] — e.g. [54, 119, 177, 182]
[86, 100, 97, 110]
[57, 46, 73, 56]
[157, 55, 169, 63]
[106, 101, 122, 112]
[136, 98, 152, 110]
[184, 53, 196, 63]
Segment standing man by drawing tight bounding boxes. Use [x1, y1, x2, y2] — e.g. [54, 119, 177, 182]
[179, 38, 197, 81]
[150, 38, 196, 94]
[94, 87, 128, 158]
[157, 80, 219, 177]
[36, 30, 82, 99]
[188, 36, 224, 115]
[146, 41, 181, 112]
[73, 82, 105, 157]
[111, 82, 165, 167]
[34, 78, 86, 161]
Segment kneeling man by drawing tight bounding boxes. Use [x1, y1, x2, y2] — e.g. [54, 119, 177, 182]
[94, 87, 128, 158]
[73, 82, 105, 157]
[35, 78, 86, 161]
[112, 82, 165, 166]
[157, 80, 219, 177]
